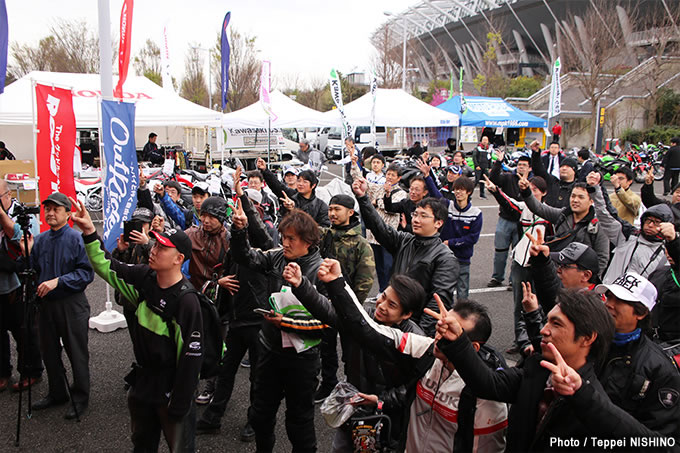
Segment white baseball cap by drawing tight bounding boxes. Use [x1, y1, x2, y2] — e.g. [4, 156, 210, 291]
[594, 272, 658, 311]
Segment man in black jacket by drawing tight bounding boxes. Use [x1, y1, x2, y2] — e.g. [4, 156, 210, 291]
[595, 272, 680, 439]
[196, 168, 276, 440]
[229, 205, 328, 453]
[142, 133, 164, 165]
[283, 260, 431, 451]
[353, 177, 458, 337]
[434, 288, 669, 451]
[642, 167, 680, 229]
[662, 137, 680, 195]
[383, 175, 427, 233]
[472, 136, 492, 198]
[257, 158, 330, 227]
[649, 221, 680, 341]
[530, 140, 576, 208]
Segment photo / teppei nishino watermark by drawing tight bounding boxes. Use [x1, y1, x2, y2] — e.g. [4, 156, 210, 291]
[549, 436, 676, 450]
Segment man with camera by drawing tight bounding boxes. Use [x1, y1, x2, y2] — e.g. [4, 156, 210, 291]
[21, 192, 94, 419]
[0, 181, 43, 392]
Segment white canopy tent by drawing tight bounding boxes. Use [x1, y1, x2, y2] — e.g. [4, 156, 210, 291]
[222, 90, 338, 128]
[0, 71, 223, 160]
[323, 88, 459, 127]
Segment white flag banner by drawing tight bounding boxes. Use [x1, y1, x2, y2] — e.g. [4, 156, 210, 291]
[548, 58, 561, 119]
[260, 60, 277, 121]
[370, 71, 377, 145]
[329, 68, 352, 140]
[160, 24, 174, 92]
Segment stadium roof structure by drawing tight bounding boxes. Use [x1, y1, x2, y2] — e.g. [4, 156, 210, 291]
[374, 0, 679, 82]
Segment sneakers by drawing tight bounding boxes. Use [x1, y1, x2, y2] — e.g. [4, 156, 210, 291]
[0, 377, 9, 392]
[240, 357, 251, 368]
[314, 386, 333, 404]
[506, 281, 513, 291]
[487, 278, 503, 288]
[240, 422, 256, 442]
[12, 376, 42, 392]
[195, 379, 215, 405]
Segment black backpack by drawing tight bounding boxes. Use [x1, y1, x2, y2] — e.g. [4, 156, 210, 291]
[161, 283, 226, 379]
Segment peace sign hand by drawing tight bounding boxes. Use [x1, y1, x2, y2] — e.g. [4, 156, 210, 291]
[280, 192, 295, 210]
[526, 229, 549, 257]
[233, 167, 244, 197]
[518, 172, 530, 191]
[540, 342, 582, 395]
[521, 282, 539, 313]
[232, 198, 248, 230]
[644, 167, 654, 185]
[483, 174, 497, 193]
[426, 294, 463, 342]
[69, 197, 96, 235]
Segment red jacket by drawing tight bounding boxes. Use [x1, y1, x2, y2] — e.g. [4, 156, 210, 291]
[552, 124, 562, 135]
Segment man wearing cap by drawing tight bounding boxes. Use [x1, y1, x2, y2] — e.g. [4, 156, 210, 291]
[247, 170, 279, 225]
[588, 171, 671, 284]
[22, 193, 94, 419]
[283, 166, 299, 190]
[595, 272, 680, 437]
[72, 198, 203, 451]
[256, 157, 330, 227]
[488, 151, 533, 288]
[315, 194, 376, 403]
[528, 241, 601, 314]
[440, 165, 464, 201]
[531, 141, 577, 208]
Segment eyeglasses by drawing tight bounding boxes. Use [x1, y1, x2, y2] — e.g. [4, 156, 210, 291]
[0, 191, 10, 198]
[557, 263, 581, 271]
[412, 212, 434, 220]
[643, 218, 662, 226]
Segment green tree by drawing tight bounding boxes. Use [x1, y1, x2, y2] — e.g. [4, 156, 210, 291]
[506, 76, 543, 98]
[134, 39, 162, 86]
[655, 88, 680, 125]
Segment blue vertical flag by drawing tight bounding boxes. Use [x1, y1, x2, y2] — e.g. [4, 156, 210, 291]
[221, 12, 231, 110]
[101, 100, 139, 252]
[0, 0, 8, 94]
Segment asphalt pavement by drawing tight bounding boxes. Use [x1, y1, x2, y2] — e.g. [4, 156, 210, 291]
[0, 164, 662, 452]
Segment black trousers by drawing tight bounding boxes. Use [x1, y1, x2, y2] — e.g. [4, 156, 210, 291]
[128, 392, 196, 453]
[474, 167, 489, 196]
[201, 324, 261, 425]
[663, 168, 680, 194]
[319, 328, 339, 392]
[37, 293, 90, 404]
[251, 343, 320, 453]
[0, 288, 43, 379]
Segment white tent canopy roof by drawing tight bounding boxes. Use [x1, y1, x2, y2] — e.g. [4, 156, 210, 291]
[222, 90, 338, 128]
[323, 88, 459, 127]
[0, 71, 223, 127]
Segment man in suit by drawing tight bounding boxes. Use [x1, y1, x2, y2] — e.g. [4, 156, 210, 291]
[541, 142, 563, 180]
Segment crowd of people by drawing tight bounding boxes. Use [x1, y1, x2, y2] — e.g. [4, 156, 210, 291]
[0, 134, 679, 452]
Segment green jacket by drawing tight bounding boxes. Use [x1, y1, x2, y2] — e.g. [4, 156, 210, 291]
[320, 219, 375, 303]
[83, 232, 203, 420]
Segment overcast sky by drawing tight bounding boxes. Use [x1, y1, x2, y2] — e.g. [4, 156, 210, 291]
[6, 0, 416, 89]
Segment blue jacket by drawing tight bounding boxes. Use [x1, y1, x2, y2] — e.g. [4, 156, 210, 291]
[159, 193, 198, 230]
[425, 175, 483, 264]
[30, 224, 94, 300]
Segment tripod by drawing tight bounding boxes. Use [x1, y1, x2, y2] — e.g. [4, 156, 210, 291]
[13, 211, 80, 447]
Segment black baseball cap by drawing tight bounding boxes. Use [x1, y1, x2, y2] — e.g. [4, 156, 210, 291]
[150, 228, 193, 261]
[550, 242, 599, 276]
[42, 192, 72, 210]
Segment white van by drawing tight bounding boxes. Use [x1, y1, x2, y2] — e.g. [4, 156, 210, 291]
[316, 126, 389, 159]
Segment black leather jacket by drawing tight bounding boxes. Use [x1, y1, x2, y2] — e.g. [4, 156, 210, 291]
[230, 224, 324, 354]
[261, 168, 330, 227]
[357, 194, 458, 336]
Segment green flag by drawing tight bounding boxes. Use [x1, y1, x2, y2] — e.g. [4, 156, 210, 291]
[459, 67, 467, 115]
[448, 71, 454, 100]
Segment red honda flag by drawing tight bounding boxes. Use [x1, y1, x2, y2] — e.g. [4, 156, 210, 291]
[35, 84, 77, 231]
[114, 0, 134, 99]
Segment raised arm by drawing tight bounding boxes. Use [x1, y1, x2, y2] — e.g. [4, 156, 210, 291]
[520, 186, 563, 224]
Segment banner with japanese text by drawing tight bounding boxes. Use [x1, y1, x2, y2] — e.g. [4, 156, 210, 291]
[35, 83, 77, 231]
[101, 99, 138, 251]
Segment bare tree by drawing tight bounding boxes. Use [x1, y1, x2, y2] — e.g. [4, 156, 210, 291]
[295, 76, 328, 111]
[370, 24, 402, 88]
[561, 1, 629, 141]
[180, 46, 209, 107]
[210, 27, 260, 112]
[8, 19, 103, 79]
[134, 39, 162, 85]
